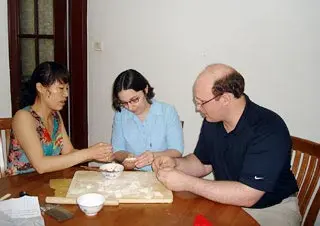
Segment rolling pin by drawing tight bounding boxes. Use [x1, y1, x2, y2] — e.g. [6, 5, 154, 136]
[45, 196, 119, 206]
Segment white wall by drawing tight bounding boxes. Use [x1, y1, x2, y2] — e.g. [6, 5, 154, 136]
[88, 0, 320, 151]
[88, 2, 320, 221]
[0, 0, 11, 117]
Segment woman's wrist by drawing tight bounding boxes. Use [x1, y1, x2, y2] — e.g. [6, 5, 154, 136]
[151, 152, 156, 161]
[81, 148, 92, 161]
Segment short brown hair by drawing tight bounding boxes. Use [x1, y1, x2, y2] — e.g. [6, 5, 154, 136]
[212, 71, 245, 98]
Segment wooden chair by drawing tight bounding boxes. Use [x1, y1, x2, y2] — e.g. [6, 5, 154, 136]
[291, 136, 320, 226]
[0, 118, 12, 178]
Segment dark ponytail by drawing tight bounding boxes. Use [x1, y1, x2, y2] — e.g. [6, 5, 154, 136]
[19, 79, 37, 108]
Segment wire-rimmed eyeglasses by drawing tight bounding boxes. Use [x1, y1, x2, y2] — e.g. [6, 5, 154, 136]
[119, 96, 141, 108]
[198, 94, 222, 107]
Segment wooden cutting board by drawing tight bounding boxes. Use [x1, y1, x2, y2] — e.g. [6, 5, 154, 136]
[66, 170, 173, 203]
[49, 179, 72, 197]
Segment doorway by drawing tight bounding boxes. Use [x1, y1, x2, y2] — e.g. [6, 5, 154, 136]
[7, 0, 88, 149]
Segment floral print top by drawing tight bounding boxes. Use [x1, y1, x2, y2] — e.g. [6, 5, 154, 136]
[6, 106, 63, 176]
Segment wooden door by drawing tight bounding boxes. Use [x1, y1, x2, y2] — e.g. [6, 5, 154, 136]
[7, 0, 88, 149]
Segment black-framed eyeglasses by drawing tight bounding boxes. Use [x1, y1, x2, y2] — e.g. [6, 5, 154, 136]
[198, 94, 222, 107]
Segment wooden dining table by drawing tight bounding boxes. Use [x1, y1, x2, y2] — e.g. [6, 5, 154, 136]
[0, 167, 259, 226]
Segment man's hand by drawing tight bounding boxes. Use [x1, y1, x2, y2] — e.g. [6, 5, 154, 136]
[152, 156, 177, 172]
[156, 168, 190, 192]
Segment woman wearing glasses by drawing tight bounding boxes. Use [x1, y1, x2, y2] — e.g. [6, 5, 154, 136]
[112, 69, 184, 171]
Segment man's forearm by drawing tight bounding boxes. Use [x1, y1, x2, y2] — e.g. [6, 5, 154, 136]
[184, 177, 264, 207]
[175, 154, 212, 177]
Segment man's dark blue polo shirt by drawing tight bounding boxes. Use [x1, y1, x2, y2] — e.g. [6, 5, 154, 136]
[194, 94, 298, 208]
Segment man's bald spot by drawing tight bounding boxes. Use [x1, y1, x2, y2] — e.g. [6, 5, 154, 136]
[194, 64, 236, 92]
[200, 64, 237, 81]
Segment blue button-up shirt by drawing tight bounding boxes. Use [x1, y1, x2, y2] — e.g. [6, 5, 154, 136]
[111, 100, 184, 171]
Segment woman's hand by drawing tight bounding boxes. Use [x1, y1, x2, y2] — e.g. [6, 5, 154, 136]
[135, 151, 154, 168]
[122, 154, 137, 170]
[87, 142, 114, 162]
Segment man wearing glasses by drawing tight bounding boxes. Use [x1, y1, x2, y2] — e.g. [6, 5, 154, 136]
[153, 64, 300, 226]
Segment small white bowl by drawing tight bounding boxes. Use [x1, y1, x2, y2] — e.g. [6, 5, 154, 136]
[99, 163, 124, 179]
[77, 193, 105, 216]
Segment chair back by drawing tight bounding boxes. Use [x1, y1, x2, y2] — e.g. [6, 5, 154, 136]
[0, 118, 12, 178]
[291, 136, 320, 226]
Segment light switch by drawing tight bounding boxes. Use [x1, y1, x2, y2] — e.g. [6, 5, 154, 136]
[93, 41, 103, 51]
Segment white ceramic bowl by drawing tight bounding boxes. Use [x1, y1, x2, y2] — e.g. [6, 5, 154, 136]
[99, 163, 124, 179]
[76, 193, 105, 216]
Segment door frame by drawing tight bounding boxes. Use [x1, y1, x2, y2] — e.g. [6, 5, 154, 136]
[7, 0, 88, 149]
[68, 0, 88, 148]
